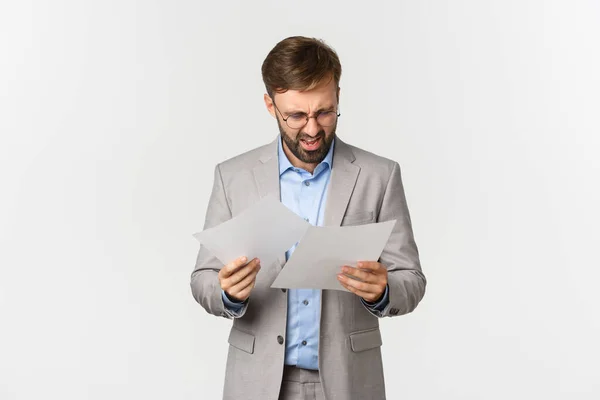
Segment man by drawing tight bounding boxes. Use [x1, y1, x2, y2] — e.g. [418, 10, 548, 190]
[191, 36, 426, 400]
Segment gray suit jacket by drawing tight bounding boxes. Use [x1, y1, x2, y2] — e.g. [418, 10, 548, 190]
[191, 136, 426, 400]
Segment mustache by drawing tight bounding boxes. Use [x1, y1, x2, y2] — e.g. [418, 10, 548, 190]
[297, 131, 325, 141]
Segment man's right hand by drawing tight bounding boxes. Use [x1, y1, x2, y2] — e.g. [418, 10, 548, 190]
[218, 256, 261, 302]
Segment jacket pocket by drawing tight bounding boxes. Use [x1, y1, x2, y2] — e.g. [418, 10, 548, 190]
[228, 327, 255, 354]
[349, 328, 383, 352]
[341, 211, 375, 226]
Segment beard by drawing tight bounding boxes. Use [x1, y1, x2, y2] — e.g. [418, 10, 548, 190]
[277, 118, 336, 164]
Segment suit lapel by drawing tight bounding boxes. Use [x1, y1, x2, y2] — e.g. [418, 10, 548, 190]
[252, 138, 280, 200]
[252, 137, 286, 270]
[319, 138, 359, 356]
[324, 137, 360, 227]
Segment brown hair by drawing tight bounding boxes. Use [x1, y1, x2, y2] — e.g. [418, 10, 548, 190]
[261, 36, 342, 98]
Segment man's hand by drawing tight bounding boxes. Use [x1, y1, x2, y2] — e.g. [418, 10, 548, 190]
[337, 261, 388, 303]
[218, 256, 261, 302]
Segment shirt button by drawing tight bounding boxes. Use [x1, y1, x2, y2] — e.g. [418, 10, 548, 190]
[302, 340, 307, 346]
[303, 299, 309, 305]
[304, 181, 310, 186]
[304, 217, 309, 222]
[277, 335, 284, 345]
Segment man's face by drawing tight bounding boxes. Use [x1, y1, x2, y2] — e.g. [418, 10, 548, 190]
[266, 77, 339, 167]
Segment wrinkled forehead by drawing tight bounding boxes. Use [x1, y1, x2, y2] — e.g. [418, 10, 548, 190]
[273, 78, 339, 112]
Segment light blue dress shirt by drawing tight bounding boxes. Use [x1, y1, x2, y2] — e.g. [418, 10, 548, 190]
[222, 136, 389, 370]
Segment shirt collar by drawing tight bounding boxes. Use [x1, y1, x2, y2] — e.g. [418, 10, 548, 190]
[278, 135, 335, 176]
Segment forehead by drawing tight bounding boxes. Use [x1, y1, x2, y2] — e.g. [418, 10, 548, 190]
[274, 78, 338, 111]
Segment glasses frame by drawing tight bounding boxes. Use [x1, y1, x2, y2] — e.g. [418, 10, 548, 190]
[272, 101, 341, 130]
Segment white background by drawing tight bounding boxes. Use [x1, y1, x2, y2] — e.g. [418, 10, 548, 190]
[1, 1, 599, 399]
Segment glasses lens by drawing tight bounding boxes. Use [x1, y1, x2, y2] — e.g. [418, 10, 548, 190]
[284, 111, 339, 129]
[317, 111, 337, 127]
[286, 114, 306, 129]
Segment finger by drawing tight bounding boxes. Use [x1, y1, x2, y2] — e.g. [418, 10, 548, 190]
[340, 265, 378, 283]
[224, 259, 260, 288]
[229, 262, 260, 290]
[227, 268, 259, 299]
[234, 276, 258, 301]
[337, 279, 381, 302]
[337, 273, 382, 295]
[220, 256, 249, 278]
[220, 256, 257, 282]
[355, 261, 383, 272]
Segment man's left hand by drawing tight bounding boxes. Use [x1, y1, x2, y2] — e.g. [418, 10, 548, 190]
[337, 261, 388, 303]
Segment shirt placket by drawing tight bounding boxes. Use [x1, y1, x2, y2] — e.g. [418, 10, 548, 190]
[296, 171, 316, 366]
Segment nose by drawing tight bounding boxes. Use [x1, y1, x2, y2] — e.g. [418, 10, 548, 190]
[303, 116, 320, 137]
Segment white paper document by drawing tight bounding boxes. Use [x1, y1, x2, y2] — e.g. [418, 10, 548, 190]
[270, 220, 396, 291]
[192, 195, 310, 268]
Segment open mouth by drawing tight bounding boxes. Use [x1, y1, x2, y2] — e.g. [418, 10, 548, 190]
[300, 136, 322, 151]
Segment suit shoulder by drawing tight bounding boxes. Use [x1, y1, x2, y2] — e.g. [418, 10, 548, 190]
[215, 141, 273, 177]
[345, 142, 398, 175]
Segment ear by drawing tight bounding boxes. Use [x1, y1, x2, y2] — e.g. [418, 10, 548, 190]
[264, 93, 276, 118]
[336, 86, 341, 103]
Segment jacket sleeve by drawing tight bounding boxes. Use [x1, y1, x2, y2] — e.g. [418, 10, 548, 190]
[190, 164, 249, 319]
[362, 162, 426, 318]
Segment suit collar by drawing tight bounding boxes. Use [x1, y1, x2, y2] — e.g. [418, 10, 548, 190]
[258, 137, 279, 164]
[253, 135, 360, 226]
[323, 136, 360, 226]
[253, 137, 280, 200]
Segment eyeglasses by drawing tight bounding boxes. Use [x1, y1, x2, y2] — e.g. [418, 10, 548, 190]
[273, 101, 340, 129]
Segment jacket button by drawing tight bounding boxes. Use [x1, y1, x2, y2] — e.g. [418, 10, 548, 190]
[281, 288, 287, 293]
[277, 335, 284, 345]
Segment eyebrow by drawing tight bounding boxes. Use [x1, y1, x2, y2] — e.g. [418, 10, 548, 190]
[284, 106, 335, 115]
